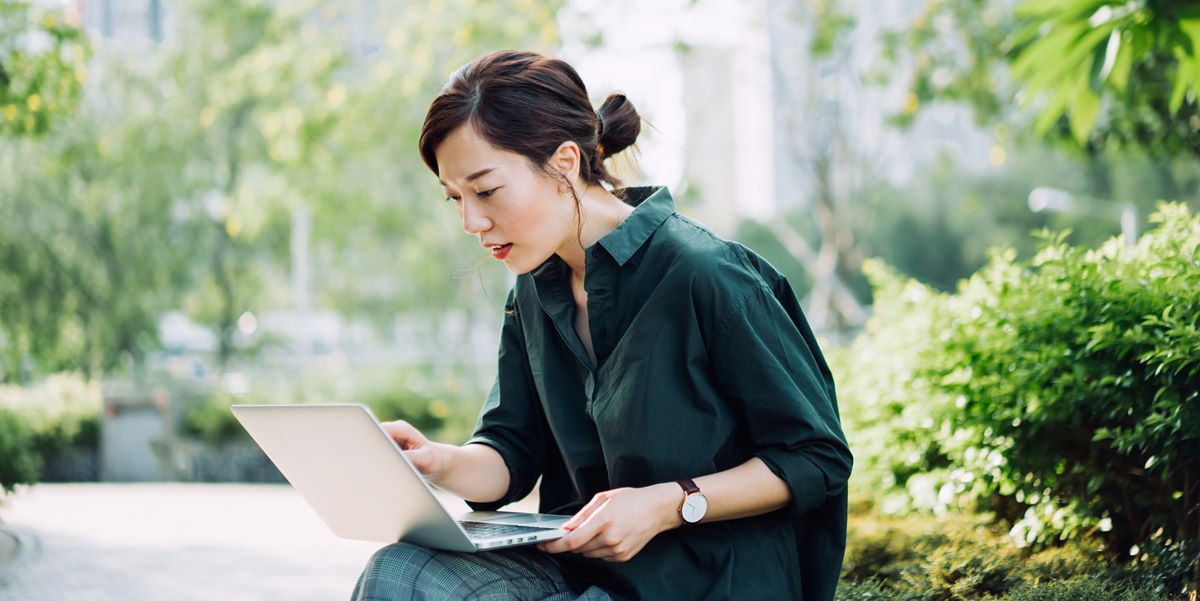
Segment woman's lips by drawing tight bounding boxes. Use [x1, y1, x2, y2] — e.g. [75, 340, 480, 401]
[491, 243, 513, 259]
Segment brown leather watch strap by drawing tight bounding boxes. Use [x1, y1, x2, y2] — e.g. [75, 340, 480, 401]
[676, 478, 700, 495]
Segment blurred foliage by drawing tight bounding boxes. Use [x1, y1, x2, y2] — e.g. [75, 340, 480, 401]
[358, 384, 450, 441]
[836, 574, 1177, 601]
[744, 146, 1200, 296]
[347, 363, 487, 444]
[0, 373, 100, 496]
[0, 407, 39, 497]
[178, 362, 486, 446]
[996, 579, 1174, 601]
[180, 391, 254, 447]
[771, 0, 1200, 334]
[0, 0, 563, 379]
[0, 103, 195, 378]
[877, 0, 1200, 156]
[852, 148, 1200, 292]
[0, 0, 88, 136]
[837, 495, 1194, 600]
[833, 203, 1200, 565]
[804, 0, 855, 57]
[147, 0, 350, 368]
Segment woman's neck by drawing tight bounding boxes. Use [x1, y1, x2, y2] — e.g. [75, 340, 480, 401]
[557, 182, 635, 280]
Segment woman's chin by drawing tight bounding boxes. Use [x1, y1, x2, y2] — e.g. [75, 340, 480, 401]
[502, 251, 551, 275]
[506, 260, 538, 275]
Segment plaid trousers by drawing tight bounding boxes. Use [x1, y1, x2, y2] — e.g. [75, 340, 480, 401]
[351, 542, 613, 601]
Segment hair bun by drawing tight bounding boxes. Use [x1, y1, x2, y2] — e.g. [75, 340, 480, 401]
[420, 50, 640, 189]
[596, 92, 640, 159]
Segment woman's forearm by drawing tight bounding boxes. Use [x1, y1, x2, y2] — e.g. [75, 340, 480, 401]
[694, 457, 791, 521]
[646, 457, 792, 530]
[435, 443, 789, 521]
[432, 442, 512, 504]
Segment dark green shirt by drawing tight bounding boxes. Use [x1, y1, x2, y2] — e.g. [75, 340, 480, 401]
[465, 185, 852, 601]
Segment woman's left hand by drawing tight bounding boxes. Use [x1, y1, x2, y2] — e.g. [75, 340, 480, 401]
[537, 484, 681, 562]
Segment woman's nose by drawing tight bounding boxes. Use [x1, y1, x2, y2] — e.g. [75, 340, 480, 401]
[461, 200, 492, 234]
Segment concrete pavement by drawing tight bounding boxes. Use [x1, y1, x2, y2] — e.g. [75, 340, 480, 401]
[0, 483, 537, 601]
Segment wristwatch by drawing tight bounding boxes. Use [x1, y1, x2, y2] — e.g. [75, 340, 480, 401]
[676, 478, 708, 524]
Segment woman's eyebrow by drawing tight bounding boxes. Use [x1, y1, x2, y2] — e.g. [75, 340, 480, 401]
[438, 167, 497, 187]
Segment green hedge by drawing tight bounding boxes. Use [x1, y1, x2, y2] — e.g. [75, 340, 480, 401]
[836, 576, 1171, 601]
[0, 373, 101, 496]
[180, 386, 451, 447]
[0, 407, 41, 496]
[179, 365, 477, 447]
[837, 499, 1191, 600]
[836, 203, 1199, 566]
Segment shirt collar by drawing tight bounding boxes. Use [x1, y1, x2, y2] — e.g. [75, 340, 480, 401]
[595, 185, 675, 266]
[528, 185, 675, 281]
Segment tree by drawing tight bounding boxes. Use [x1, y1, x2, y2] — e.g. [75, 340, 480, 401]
[879, 0, 1200, 159]
[280, 0, 566, 351]
[759, 0, 870, 334]
[0, 0, 88, 136]
[1, 0, 567, 379]
[0, 69, 200, 378]
[138, 0, 348, 369]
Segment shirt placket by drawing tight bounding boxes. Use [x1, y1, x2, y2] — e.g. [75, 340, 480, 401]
[583, 247, 617, 410]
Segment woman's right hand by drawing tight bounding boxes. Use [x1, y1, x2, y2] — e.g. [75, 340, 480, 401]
[380, 420, 453, 483]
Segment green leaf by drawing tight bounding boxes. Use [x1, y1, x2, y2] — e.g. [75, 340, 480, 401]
[1018, 23, 1114, 97]
[1180, 18, 1200, 56]
[1107, 30, 1134, 92]
[1090, 29, 1121, 91]
[1068, 77, 1101, 144]
[1015, 0, 1101, 19]
[1003, 20, 1048, 55]
[1032, 85, 1071, 136]
[1169, 52, 1193, 113]
[1169, 19, 1200, 113]
[1011, 21, 1087, 81]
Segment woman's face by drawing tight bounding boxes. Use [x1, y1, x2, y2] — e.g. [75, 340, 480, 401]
[435, 124, 577, 274]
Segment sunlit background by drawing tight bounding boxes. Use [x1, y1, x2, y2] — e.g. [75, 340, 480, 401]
[2, 0, 1199, 599]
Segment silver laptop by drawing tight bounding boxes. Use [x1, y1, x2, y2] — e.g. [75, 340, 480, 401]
[230, 403, 570, 552]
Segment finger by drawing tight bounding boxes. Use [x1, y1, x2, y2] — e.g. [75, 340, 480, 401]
[564, 495, 604, 530]
[540, 518, 600, 553]
[402, 448, 432, 473]
[381, 420, 423, 448]
[553, 503, 610, 553]
[539, 493, 610, 553]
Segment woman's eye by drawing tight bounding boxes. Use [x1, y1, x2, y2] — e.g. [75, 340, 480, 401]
[444, 187, 498, 202]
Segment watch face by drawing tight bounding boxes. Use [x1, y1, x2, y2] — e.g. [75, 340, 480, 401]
[682, 494, 708, 523]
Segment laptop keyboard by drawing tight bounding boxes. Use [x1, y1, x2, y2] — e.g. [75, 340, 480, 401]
[458, 521, 555, 539]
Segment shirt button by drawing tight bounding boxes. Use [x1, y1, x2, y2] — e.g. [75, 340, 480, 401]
[592, 248, 603, 258]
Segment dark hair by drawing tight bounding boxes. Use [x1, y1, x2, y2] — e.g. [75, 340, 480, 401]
[418, 50, 641, 192]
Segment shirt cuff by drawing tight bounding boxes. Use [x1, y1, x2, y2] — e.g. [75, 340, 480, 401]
[755, 447, 835, 519]
[462, 435, 532, 512]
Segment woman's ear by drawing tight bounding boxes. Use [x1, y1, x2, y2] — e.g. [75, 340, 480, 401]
[550, 140, 582, 187]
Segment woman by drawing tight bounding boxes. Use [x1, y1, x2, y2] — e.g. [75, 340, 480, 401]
[352, 50, 852, 601]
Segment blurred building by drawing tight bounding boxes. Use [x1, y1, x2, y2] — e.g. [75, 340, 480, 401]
[71, 0, 174, 45]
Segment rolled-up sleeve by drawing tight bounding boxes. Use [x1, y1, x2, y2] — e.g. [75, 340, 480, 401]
[463, 289, 546, 512]
[712, 281, 853, 518]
